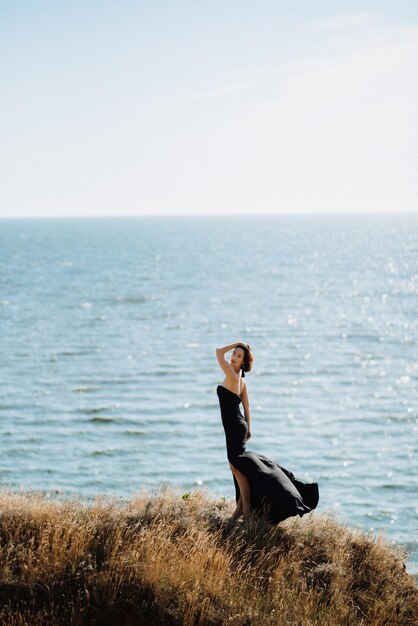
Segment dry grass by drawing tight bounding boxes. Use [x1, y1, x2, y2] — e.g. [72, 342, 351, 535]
[0, 488, 416, 625]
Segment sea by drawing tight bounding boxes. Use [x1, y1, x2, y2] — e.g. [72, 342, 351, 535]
[0, 214, 417, 575]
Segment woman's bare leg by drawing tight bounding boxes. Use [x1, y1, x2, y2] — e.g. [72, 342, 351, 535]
[229, 463, 251, 519]
[230, 494, 243, 520]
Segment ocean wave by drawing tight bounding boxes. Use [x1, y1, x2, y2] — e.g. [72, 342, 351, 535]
[112, 295, 158, 304]
[88, 416, 125, 423]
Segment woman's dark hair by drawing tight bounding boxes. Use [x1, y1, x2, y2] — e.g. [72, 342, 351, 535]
[237, 344, 254, 376]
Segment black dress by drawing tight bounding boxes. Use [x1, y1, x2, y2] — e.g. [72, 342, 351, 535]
[217, 385, 319, 523]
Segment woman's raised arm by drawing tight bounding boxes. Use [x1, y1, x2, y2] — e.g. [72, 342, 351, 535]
[215, 342, 247, 356]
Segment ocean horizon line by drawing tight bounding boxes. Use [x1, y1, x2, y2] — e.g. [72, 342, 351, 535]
[1, 210, 418, 221]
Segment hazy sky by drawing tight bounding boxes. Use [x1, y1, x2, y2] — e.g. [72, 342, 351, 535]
[0, 1, 417, 218]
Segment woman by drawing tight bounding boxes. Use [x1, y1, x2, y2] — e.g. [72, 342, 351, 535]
[216, 342, 319, 522]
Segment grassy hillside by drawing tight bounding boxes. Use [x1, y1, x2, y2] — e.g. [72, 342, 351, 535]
[0, 489, 416, 625]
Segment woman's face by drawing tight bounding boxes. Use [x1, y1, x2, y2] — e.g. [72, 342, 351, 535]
[230, 347, 244, 370]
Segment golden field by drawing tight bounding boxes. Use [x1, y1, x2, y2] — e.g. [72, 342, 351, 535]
[0, 488, 416, 625]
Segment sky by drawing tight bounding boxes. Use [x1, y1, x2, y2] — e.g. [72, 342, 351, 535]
[0, 0, 417, 218]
